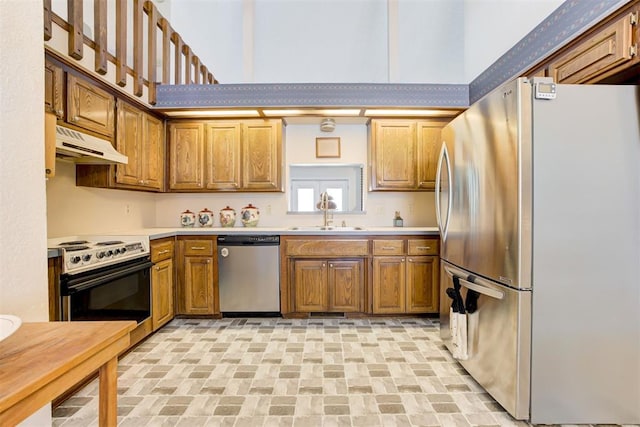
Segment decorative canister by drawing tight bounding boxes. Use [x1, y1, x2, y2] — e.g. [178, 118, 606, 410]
[180, 210, 196, 227]
[240, 203, 260, 227]
[198, 208, 214, 227]
[219, 206, 236, 228]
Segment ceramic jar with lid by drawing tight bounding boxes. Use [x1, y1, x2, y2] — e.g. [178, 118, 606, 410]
[219, 206, 236, 227]
[198, 208, 214, 227]
[180, 210, 196, 227]
[240, 204, 260, 227]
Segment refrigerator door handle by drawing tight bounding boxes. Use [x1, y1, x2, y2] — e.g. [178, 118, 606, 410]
[443, 264, 504, 300]
[435, 142, 452, 242]
[459, 278, 504, 300]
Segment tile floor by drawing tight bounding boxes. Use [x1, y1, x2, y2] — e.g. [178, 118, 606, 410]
[52, 317, 633, 427]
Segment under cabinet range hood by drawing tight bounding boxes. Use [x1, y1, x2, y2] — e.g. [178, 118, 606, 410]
[55, 125, 128, 164]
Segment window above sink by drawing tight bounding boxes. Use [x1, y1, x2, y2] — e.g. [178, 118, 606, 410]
[288, 164, 364, 213]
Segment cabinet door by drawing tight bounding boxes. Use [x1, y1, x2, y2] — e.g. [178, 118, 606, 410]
[242, 120, 281, 191]
[205, 122, 241, 190]
[406, 256, 439, 313]
[370, 120, 416, 190]
[548, 10, 638, 84]
[152, 258, 174, 330]
[293, 259, 327, 312]
[372, 256, 406, 313]
[141, 114, 164, 190]
[115, 100, 143, 186]
[67, 74, 115, 137]
[182, 256, 214, 314]
[44, 61, 64, 119]
[169, 122, 204, 190]
[417, 122, 444, 190]
[328, 260, 363, 312]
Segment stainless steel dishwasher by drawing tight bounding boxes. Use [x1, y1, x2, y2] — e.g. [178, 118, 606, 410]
[217, 235, 280, 315]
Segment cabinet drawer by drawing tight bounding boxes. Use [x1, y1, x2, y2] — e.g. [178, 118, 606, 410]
[372, 240, 404, 255]
[183, 240, 214, 256]
[408, 239, 439, 256]
[286, 239, 369, 256]
[151, 240, 174, 262]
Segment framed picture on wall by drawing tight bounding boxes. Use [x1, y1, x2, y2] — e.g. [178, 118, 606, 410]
[315, 137, 341, 158]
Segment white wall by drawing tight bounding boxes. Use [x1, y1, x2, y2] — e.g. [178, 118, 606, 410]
[156, 0, 467, 83]
[155, 0, 558, 84]
[46, 162, 157, 237]
[463, 0, 563, 81]
[0, 1, 51, 425]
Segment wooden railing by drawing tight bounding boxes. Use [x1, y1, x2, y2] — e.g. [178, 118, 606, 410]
[43, 0, 218, 105]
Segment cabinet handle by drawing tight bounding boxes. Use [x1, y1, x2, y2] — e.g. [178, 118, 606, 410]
[382, 246, 397, 250]
[73, 115, 79, 122]
[206, 259, 211, 263]
[56, 109, 63, 116]
[401, 258, 405, 262]
[322, 263, 326, 268]
[138, 180, 144, 184]
[157, 250, 170, 255]
[329, 263, 333, 268]
[416, 246, 431, 250]
[408, 258, 413, 262]
[155, 266, 160, 271]
[191, 246, 206, 250]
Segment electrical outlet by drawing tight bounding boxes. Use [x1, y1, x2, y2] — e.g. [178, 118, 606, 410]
[266, 204, 272, 215]
[125, 204, 130, 215]
[408, 203, 414, 214]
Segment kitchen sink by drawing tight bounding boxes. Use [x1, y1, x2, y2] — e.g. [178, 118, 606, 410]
[288, 226, 366, 231]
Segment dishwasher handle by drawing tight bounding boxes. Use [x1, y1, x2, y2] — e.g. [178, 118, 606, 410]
[219, 247, 230, 257]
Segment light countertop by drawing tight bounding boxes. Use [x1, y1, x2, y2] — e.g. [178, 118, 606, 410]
[120, 226, 439, 240]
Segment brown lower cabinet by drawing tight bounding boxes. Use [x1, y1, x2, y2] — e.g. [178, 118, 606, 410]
[293, 259, 364, 312]
[176, 237, 219, 316]
[372, 238, 439, 314]
[150, 238, 175, 330]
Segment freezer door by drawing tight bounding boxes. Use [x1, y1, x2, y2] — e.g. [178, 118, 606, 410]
[440, 78, 532, 289]
[440, 261, 531, 420]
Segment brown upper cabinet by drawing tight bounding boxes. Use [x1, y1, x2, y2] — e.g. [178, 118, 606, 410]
[369, 119, 447, 191]
[44, 60, 64, 119]
[548, 8, 638, 84]
[115, 100, 165, 191]
[66, 74, 115, 138]
[168, 119, 283, 192]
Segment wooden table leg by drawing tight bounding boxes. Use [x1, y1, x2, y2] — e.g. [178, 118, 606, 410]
[98, 357, 118, 427]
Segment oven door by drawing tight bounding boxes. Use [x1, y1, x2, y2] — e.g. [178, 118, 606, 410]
[61, 257, 153, 323]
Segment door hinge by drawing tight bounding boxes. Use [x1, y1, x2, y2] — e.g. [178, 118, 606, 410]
[630, 11, 638, 26]
[630, 44, 638, 58]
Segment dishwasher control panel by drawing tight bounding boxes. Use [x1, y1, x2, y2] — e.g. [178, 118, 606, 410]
[217, 235, 280, 245]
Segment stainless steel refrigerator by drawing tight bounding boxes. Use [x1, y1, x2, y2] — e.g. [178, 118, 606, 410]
[436, 77, 640, 424]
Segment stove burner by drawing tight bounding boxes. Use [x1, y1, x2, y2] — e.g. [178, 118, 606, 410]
[59, 240, 89, 246]
[95, 240, 125, 246]
[64, 245, 90, 252]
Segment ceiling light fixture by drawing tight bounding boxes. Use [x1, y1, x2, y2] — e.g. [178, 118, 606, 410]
[262, 109, 361, 117]
[364, 109, 458, 117]
[320, 118, 336, 132]
[163, 110, 261, 117]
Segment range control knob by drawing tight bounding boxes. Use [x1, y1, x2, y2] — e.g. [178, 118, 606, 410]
[70, 256, 81, 264]
[97, 251, 106, 259]
[121, 247, 127, 254]
[106, 250, 113, 257]
[114, 248, 121, 255]
[82, 254, 92, 262]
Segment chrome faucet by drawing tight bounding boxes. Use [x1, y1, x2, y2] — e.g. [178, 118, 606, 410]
[318, 192, 336, 229]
